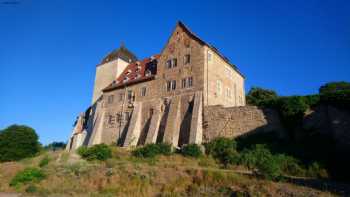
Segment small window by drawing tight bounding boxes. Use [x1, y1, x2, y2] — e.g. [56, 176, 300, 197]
[172, 58, 177, 67]
[108, 115, 116, 125]
[166, 81, 171, 92]
[226, 88, 232, 98]
[208, 51, 212, 61]
[107, 95, 114, 104]
[181, 78, 186, 88]
[119, 93, 124, 101]
[127, 90, 133, 101]
[141, 87, 146, 97]
[216, 80, 222, 95]
[188, 77, 193, 87]
[171, 80, 176, 90]
[184, 54, 190, 64]
[166, 60, 172, 69]
[123, 77, 129, 82]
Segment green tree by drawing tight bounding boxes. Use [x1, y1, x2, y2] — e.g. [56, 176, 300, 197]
[319, 81, 350, 94]
[0, 125, 41, 162]
[246, 87, 278, 107]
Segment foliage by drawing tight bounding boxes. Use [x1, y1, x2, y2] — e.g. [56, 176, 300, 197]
[306, 162, 329, 179]
[180, 144, 202, 158]
[320, 90, 350, 109]
[39, 155, 50, 167]
[132, 143, 172, 158]
[77, 144, 112, 161]
[238, 144, 282, 180]
[246, 87, 278, 107]
[278, 96, 308, 133]
[301, 94, 320, 108]
[204, 137, 239, 166]
[44, 141, 66, 151]
[10, 168, 45, 187]
[274, 154, 305, 176]
[0, 125, 41, 162]
[319, 81, 350, 94]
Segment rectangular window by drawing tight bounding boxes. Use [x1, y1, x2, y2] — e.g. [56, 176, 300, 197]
[166, 81, 171, 92]
[172, 58, 177, 68]
[184, 54, 190, 64]
[226, 88, 232, 98]
[127, 90, 133, 101]
[216, 80, 222, 95]
[108, 115, 116, 125]
[181, 78, 186, 88]
[107, 95, 114, 104]
[141, 87, 146, 97]
[207, 51, 212, 61]
[166, 60, 172, 69]
[188, 77, 193, 87]
[119, 93, 124, 101]
[171, 80, 176, 90]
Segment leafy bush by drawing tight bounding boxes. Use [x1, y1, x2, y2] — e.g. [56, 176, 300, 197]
[320, 90, 350, 109]
[319, 81, 350, 94]
[10, 168, 45, 187]
[302, 94, 320, 108]
[205, 138, 239, 166]
[278, 96, 308, 133]
[39, 155, 50, 167]
[77, 144, 112, 161]
[239, 144, 282, 180]
[132, 143, 172, 158]
[0, 125, 41, 162]
[246, 87, 278, 107]
[306, 162, 329, 178]
[274, 154, 305, 176]
[181, 144, 203, 158]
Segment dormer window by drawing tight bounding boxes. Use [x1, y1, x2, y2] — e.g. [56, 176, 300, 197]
[126, 69, 132, 75]
[123, 76, 129, 82]
[136, 66, 141, 72]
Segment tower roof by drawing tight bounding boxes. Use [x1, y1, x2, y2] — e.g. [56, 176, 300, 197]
[99, 45, 138, 66]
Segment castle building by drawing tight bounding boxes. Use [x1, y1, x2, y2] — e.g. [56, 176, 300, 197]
[66, 21, 245, 151]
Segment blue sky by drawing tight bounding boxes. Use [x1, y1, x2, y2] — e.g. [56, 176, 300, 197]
[0, 0, 349, 144]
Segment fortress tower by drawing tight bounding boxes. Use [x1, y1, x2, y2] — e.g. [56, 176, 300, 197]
[92, 45, 137, 104]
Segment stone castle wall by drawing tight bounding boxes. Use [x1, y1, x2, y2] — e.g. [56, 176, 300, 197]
[203, 105, 285, 142]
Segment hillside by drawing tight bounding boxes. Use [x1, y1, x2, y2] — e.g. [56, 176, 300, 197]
[0, 147, 348, 197]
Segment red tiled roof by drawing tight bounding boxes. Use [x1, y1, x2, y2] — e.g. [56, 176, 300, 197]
[103, 54, 160, 92]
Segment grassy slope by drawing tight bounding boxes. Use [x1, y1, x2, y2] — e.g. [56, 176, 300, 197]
[0, 148, 337, 197]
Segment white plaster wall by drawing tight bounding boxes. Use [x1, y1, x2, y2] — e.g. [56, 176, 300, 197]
[92, 59, 129, 104]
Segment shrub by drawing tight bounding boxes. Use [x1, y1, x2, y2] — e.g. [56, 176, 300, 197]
[320, 90, 350, 109]
[39, 155, 50, 167]
[0, 125, 41, 162]
[302, 94, 320, 108]
[132, 143, 172, 158]
[205, 138, 239, 166]
[239, 144, 282, 180]
[306, 162, 329, 178]
[246, 87, 278, 107]
[77, 144, 112, 161]
[274, 154, 305, 176]
[278, 96, 308, 133]
[319, 81, 350, 94]
[181, 144, 202, 158]
[10, 168, 45, 187]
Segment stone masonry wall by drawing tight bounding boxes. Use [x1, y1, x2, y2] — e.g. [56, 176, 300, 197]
[203, 105, 285, 142]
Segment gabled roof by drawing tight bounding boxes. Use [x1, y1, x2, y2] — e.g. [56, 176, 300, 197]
[174, 21, 245, 78]
[102, 55, 160, 92]
[98, 45, 138, 66]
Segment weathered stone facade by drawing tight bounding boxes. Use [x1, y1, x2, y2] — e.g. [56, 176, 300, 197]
[67, 22, 248, 151]
[203, 106, 285, 142]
